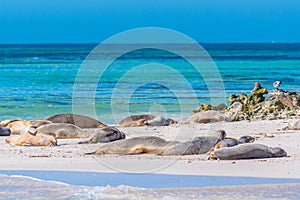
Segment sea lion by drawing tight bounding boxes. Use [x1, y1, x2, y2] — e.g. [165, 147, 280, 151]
[0, 120, 14, 127]
[145, 116, 176, 126]
[85, 136, 180, 155]
[6, 127, 57, 146]
[86, 130, 226, 155]
[30, 119, 53, 127]
[213, 143, 287, 160]
[1, 119, 52, 135]
[160, 130, 227, 156]
[47, 113, 107, 128]
[119, 114, 177, 127]
[209, 135, 255, 159]
[185, 111, 231, 124]
[283, 120, 300, 130]
[36, 123, 125, 143]
[5, 120, 32, 134]
[118, 114, 155, 127]
[0, 127, 11, 136]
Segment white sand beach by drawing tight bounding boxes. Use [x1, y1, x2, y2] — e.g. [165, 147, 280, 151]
[1, 119, 300, 179]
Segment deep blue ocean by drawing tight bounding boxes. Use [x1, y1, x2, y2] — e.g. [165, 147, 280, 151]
[0, 43, 299, 123]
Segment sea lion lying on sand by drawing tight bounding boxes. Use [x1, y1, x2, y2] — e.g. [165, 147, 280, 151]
[4, 120, 32, 134]
[160, 130, 227, 156]
[0, 119, 52, 134]
[185, 111, 231, 124]
[6, 127, 57, 146]
[86, 136, 180, 155]
[47, 113, 107, 128]
[118, 114, 177, 127]
[0, 127, 11, 136]
[85, 130, 226, 155]
[213, 143, 287, 160]
[283, 120, 300, 130]
[36, 123, 125, 143]
[209, 135, 255, 159]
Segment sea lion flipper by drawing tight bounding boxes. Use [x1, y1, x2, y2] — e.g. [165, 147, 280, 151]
[84, 151, 97, 155]
[21, 142, 32, 146]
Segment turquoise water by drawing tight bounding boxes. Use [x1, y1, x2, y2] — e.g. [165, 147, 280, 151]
[0, 171, 300, 199]
[0, 43, 299, 123]
[1, 44, 300, 198]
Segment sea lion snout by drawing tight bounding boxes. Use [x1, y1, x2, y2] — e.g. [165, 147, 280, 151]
[239, 135, 255, 143]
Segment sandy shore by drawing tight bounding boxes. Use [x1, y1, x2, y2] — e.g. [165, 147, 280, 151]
[1, 119, 300, 179]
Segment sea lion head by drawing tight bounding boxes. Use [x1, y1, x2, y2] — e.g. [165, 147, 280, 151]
[167, 118, 178, 125]
[101, 127, 126, 142]
[271, 147, 287, 157]
[216, 130, 227, 140]
[21, 126, 37, 136]
[239, 135, 255, 143]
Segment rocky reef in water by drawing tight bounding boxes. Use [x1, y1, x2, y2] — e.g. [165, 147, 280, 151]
[193, 82, 300, 121]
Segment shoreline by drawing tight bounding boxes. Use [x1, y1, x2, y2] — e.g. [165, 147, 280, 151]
[2, 169, 300, 188]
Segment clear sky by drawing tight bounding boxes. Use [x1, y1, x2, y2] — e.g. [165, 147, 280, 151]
[0, 0, 299, 43]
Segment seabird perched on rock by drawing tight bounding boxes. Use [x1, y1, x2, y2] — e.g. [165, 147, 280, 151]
[273, 81, 281, 89]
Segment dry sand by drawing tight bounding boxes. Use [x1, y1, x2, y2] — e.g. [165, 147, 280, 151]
[1, 119, 300, 179]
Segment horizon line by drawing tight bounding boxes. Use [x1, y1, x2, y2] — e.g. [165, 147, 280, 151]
[0, 42, 300, 45]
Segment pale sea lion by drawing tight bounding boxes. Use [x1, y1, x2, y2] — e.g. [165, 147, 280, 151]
[214, 143, 287, 160]
[118, 114, 155, 127]
[85, 136, 180, 155]
[145, 116, 177, 126]
[30, 119, 53, 127]
[86, 130, 226, 155]
[185, 111, 231, 124]
[284, 120, 300, 130]
[1, 119, 52, 135]
[119, 114, 176, 127]
[5, 120, 32, 134]
[0, 120, 14, 127]
[36, 123, 125, 143]
[6, 127, 57, 146]
[47, 113, 107, 128]
[0, 127, 11, 136]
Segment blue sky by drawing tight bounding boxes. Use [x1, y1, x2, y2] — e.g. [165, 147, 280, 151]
[0, 0, 299, 43]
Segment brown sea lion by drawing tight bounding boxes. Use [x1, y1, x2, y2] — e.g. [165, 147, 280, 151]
[36, 123, 125, 143]
[47, 113, 107, 128]
[6, 127, 57, 146]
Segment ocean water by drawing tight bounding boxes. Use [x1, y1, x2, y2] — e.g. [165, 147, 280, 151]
[0, 171, 300, 200]
[0, 43, 299, 123]
[1, 43, 300, 198]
